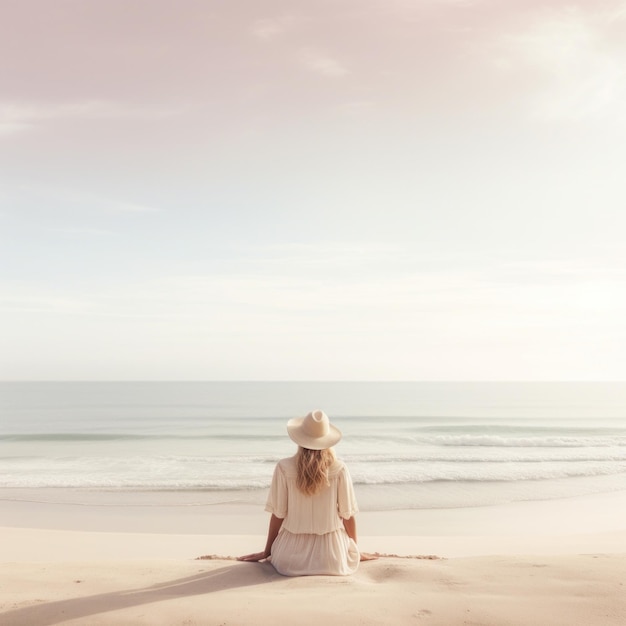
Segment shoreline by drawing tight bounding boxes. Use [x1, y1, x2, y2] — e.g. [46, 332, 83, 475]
[2, 487, 625, 534]
[1, 489, 625, 560]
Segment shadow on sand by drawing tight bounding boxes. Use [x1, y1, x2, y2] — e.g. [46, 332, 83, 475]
[2, 561, 280, 626]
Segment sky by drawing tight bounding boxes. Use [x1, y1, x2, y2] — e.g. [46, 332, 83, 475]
[1, 0, 626, 381]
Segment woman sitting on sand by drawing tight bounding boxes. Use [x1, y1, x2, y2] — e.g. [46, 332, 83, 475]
[239, 409, 373, 576]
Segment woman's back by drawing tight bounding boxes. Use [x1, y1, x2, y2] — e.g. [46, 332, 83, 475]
[265, 455, 358, 535]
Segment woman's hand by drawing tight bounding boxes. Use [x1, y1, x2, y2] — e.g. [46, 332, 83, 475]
[237, 551, 270, 562]
[238, 515, 283, 562]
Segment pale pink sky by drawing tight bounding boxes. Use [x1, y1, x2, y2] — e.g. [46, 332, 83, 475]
[1, 1, 626, 380]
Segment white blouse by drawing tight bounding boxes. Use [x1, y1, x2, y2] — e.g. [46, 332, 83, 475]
[265, 455, 359, 535]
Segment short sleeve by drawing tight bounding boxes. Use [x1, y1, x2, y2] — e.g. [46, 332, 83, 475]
[337, 463, 359, 519]
[265, 462, 288, 518]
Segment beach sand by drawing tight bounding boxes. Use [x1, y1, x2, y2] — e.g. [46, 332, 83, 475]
[1, 492, 625, 625]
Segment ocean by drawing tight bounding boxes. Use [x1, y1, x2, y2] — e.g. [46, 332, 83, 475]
[1, 382, 625, 511]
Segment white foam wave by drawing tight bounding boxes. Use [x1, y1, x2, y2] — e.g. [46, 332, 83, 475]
[417, 434, 626, 448]
[343, 450, 626, 463]
[349, 461, 626, 485]
[0, 454, 624, 490]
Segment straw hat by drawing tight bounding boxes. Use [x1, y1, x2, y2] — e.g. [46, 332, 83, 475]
[287, 409, 342, 450]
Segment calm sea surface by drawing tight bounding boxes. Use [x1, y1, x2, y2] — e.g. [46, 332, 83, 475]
[1, 382, 625, 511]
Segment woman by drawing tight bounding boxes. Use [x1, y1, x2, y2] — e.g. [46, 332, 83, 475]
[239, 409, 372, 576]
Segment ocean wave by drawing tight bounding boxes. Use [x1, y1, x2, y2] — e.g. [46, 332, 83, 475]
[3, 431, 624, 448]
[0, 456, 624, 490]
[3, 451, 623, 466]
[0, 433, 284, 442]
[349, 463, 626, 485]
[414, 434, 626, 448]
[0, 433, 151, 442]
[342, 452, 626, 463]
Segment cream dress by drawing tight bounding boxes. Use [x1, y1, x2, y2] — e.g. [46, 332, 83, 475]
[265, 455, 360, 576]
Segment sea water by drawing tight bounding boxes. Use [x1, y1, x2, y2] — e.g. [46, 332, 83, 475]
[0, 382, 624, 511]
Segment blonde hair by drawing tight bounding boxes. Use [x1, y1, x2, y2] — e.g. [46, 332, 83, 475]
[296, 446, 336, 496]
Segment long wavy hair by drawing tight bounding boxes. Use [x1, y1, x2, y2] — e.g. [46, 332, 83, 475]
[296, 446, 336, 496]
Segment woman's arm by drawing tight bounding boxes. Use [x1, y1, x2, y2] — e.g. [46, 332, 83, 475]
[342, 515, 357, 543]
[343, 515, 378, 562]
[238, 514, 284, 562]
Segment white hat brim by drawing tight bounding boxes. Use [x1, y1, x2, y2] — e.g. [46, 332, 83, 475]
[287, 416, 342, 450]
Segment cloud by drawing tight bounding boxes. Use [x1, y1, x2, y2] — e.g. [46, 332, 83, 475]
[230, 241, 413, 280]
[492, 6, 626, 122]
[608, 2, 626, 23]
[0, 100, 184, 136]
[0, 121, 32, 136]
[492, 256, 626, 284]
[51, 226, 118, 236]
[251, 16, 300, 41]
[335, 101, 376, 115]
[111, 201, 161, 213]
[300, 49, 349, 77]
[4, 244, 625, 379]
[36, 250, 622, 342]
[0, 293, 92, 316]
[378, 0, 478, 11]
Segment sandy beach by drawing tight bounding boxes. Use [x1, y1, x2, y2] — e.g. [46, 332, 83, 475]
[1, 491, 625, 626]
